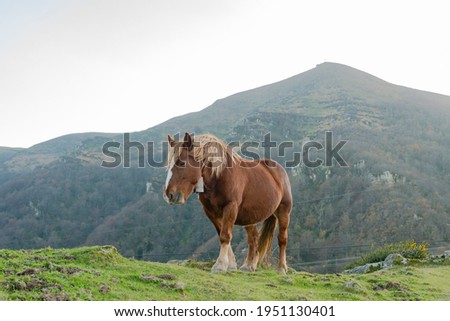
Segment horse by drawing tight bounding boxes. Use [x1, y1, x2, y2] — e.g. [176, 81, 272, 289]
[163, 132, 292, 273]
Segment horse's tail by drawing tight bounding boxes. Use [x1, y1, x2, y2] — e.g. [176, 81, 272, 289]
[257, 214, 278, 267]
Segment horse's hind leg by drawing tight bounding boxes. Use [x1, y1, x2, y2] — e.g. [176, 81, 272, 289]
[240, 224, 259, 272]
[275, 202, 291, 274]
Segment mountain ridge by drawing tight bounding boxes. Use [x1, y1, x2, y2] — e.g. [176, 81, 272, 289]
[2, 62, 449, 153]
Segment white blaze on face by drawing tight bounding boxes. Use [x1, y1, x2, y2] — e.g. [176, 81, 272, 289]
[194, 176, 204, 193]
[165, 158, 175, 190]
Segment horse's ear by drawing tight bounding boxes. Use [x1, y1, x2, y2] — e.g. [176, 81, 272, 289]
[183, 132, 193, 150]
[168, 135, 175, 147]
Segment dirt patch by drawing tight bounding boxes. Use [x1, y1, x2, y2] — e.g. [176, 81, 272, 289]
[2, 277, 62, 292]
[159, 281, 185, 291]
[158, 274, 177, 280]
[1, 269, 12, 276]
[26, 279, 63, 292]
[62, 255, 77, 261]
[373, 281, 409, 291]
[25, 279, 47, 291]
[41, 292, 69, 301]
[17, 268, 41, 276]
[99, 284, 111, 294]
[56, 266, 83, 275]
[141, 274, 160, 282]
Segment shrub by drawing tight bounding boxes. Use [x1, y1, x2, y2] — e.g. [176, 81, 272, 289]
[401, 240, 429, 259]
[345, 240, 429, 270]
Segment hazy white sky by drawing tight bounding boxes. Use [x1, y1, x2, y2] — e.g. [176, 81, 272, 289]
[1, 0, 449, 147]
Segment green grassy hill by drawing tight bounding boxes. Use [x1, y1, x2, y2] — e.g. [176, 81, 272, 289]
[0, 246, 448, 301]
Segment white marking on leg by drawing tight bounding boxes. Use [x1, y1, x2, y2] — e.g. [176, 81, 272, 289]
[227, 244, 237, 271]
[212, 243, 230, 273]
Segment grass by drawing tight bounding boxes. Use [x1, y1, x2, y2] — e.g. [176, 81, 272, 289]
[0, 246, 449, 301]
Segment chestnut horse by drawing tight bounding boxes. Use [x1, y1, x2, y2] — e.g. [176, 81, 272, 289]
[163, 132, 292, 273]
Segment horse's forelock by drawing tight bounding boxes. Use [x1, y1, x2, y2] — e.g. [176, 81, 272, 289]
[166, 142, 182, 170]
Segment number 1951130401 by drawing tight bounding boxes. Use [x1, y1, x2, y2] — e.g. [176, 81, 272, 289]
[256, 305, 335, 317]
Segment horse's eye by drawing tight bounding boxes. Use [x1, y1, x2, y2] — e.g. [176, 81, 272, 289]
[177, 160, 186, 167]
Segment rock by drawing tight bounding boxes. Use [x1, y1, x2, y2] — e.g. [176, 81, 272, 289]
[344, 253, 408, 274]
[167, 260, 189, 266]
[383, 254, 407, 268]
[344, 281, 364, 292]
[140, 274, 160, 282]
[344, 262, 382, 274]
[444, 251, 450, 259]
[174, 282, 185, 291]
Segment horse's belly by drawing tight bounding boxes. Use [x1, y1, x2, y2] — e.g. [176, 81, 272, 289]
[235, 183, 282, 226]
[234, 205, 276, 226]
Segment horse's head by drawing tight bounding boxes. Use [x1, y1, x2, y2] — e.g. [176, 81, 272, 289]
[163, 132, 203, 205]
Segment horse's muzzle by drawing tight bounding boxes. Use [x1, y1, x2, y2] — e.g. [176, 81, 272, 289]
[165, 191, 185, 205]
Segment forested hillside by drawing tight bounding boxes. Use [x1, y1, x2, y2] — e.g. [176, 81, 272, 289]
[1, 63, 449, 272]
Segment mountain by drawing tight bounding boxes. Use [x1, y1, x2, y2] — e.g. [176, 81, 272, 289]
[0, 63, 449, 272]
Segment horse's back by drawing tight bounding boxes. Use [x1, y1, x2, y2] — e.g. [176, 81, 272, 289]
[261, 158, 292, 205]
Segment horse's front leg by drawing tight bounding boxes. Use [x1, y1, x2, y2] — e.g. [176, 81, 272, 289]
[211, 203, 238, 273]
[240, 224, 259, 272]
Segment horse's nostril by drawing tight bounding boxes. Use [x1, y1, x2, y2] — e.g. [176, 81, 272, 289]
[168, 192, 174, 201]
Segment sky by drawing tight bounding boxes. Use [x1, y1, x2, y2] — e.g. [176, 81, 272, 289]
[0, 0, 449, 148]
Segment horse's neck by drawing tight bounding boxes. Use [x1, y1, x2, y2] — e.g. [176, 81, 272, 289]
[200, 164, 231, 189]
[200, 166, 215, 187]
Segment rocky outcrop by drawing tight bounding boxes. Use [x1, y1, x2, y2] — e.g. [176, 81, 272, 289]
[344, 253, 407, 274]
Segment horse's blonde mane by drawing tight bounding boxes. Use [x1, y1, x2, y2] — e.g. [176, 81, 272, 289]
[167, 134, 240, 177]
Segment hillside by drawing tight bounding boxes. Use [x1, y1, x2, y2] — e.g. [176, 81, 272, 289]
[1, 132, 117, 173]
[0, 62, 449, 271]
[0, 147, 24, 164]
[0, 246, 449, 301]
[0, 147, 24, 184]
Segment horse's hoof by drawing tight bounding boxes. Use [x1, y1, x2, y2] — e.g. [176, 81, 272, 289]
[211, 264, 227, 273]
[239, 264, 255, 272]
[227, 266, 238, 272]
[227, 260, 237, 272]
[277, 266, 288, 275]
